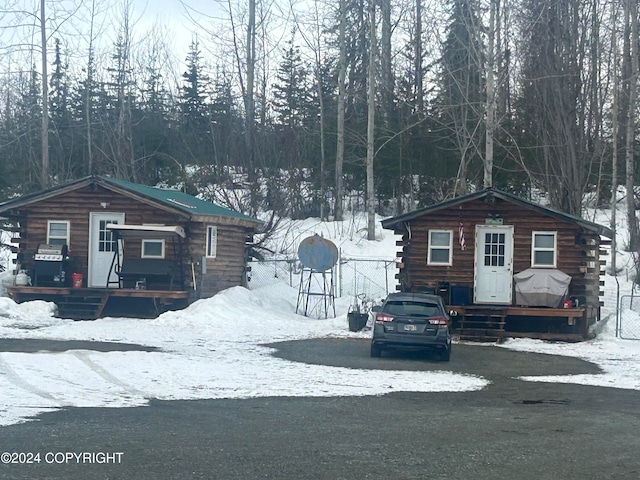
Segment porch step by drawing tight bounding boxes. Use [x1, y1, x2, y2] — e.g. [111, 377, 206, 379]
[456, 319, 506, 328]
[451, 306, 507, 342]
[56, 293, 109, 320]
[456, 328, 504, 342]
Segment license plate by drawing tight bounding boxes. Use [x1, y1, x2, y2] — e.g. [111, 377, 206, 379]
[404, 324, 417, 331]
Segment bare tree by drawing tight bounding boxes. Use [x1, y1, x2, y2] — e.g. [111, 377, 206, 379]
[438, 0, 485, 197]
[610, 0, 620, 275]
[414, 0, 424, 113]
[290, 0, 331, 220]
[379, 0, 393, 124]
[245, 0, 256, 208]
[102, 1, 137, 181]
[484, 0, 496, 188]
[624, 0, 639, 250]
[39, 0, 49, 188]
[366, 0, 376, 240]
[335, 0, 346, 222]
[83, 0, 100, 176]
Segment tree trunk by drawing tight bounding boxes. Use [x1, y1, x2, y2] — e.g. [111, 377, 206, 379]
[40, 0, 49, 188]
[626, 0, 639, 250]
[380, 0, 393, 124]
[367, 0, 376, 241]
[317, 65, 327, 220]
[86, 17, 95, 176]
[611, 0, 619, 275]
[246, 0, 257, 213]
[414, 0, 423, 113]
[484, 0, 495, 189]
[335, 0, 346, 222]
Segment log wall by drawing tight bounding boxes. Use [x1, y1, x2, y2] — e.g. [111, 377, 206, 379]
[393, 197, 605, 322]
[188, 222, 250, 298]
[10, 184, 252, 298]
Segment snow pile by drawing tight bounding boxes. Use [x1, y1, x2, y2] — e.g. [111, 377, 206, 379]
[0, 284, 487, 426]
[0, 205, 638, 427]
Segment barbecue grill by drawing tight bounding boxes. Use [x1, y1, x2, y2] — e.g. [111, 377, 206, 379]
[33, 244, 68, 286]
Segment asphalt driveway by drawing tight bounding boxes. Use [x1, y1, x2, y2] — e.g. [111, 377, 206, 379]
[0, 338, 639, 480]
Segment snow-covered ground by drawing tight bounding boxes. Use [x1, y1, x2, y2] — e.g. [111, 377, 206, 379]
[0, 209, 638, 427]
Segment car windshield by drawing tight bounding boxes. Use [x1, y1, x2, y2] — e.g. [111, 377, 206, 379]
[385, 301, 441, 317]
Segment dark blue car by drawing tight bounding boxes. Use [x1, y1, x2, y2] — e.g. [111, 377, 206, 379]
[371, 292, 452, 361]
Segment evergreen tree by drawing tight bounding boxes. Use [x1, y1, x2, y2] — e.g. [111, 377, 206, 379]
[515, 0, 597, 215]
[134, 43, 177, 185]
[103, 29, 136, 180]
[209, 68, 242, 176]
[180, 39, 212, 168]
[270, 34, 315, 216]
[13, 68, 43, 193]
[49, 38, 81, 181]
[436, 0, 485, 196]
[273, 34, 310, 127]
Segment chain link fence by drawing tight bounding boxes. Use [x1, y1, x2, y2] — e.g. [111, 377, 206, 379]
[618, 294, 640, 340]
[247, 256, 397, 303]
[252, 255, 640, 336]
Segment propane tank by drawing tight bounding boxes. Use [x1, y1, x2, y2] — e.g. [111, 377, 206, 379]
[15, 270, 30, 286]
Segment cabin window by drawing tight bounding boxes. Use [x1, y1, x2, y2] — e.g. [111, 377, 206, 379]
[531, 231, 557, 267]
[47, 220, 70, 246]
[427, 230, 452, 265]
[206, 226, 218, 258]
[141, 239, 165, 259]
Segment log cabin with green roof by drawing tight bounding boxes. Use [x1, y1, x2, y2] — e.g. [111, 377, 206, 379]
[0, 175, 263, 319]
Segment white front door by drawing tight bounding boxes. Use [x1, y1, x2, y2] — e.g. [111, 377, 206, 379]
[88, 212, 125, 287]
[474, 225, 514, 304]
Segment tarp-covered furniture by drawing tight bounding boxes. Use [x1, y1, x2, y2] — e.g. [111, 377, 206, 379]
[513, 268, 571, 308]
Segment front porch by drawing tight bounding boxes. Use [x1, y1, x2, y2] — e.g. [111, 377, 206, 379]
[6, 286, 190, 320]
[449, 305, 588, 342]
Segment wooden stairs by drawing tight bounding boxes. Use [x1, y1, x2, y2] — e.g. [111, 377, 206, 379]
[450, 305, 588, 342]
[6, 286, 192, 320]
[56, 289, 110, 320]
[452, 306, 506, 342]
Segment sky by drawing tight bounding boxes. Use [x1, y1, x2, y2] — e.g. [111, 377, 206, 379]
[132, 0, 204, 56]
[0, 203, 639, 428]
[0, 1, 221, 76]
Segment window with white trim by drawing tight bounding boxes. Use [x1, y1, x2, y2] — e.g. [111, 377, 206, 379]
[141, 239, 165, 258]
[427, 230, 453, 265]
[531, 231, 557, 267]
[206, 226, 218, 258]
[47, 220, 70, 246]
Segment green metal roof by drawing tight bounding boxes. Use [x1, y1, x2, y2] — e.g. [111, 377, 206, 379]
[101, 177, 260, 222]
[0, 175, 262, 227]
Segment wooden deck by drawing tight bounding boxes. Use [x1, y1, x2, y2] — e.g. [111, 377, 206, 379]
[448, 305, 588, 342]
[6, 286, 190, 320]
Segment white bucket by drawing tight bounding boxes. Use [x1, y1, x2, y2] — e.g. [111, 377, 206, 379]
[15, 271, 30, 286]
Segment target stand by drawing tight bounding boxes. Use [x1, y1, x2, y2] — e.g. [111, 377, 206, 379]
[296, 267, 336, 319]
[295, 235, 338, 319]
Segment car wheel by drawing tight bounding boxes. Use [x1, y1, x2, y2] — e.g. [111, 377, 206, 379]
[439, 348, 451, 362]
[370, 344, 382, 358]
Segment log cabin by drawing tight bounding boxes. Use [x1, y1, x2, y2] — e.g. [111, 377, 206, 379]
[0, 175, 263, 319]
[381, 188, 613, 342]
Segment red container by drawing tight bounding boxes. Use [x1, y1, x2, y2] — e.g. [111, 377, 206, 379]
[71, 273, 83, 288]
[562, 299, 572, 309]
